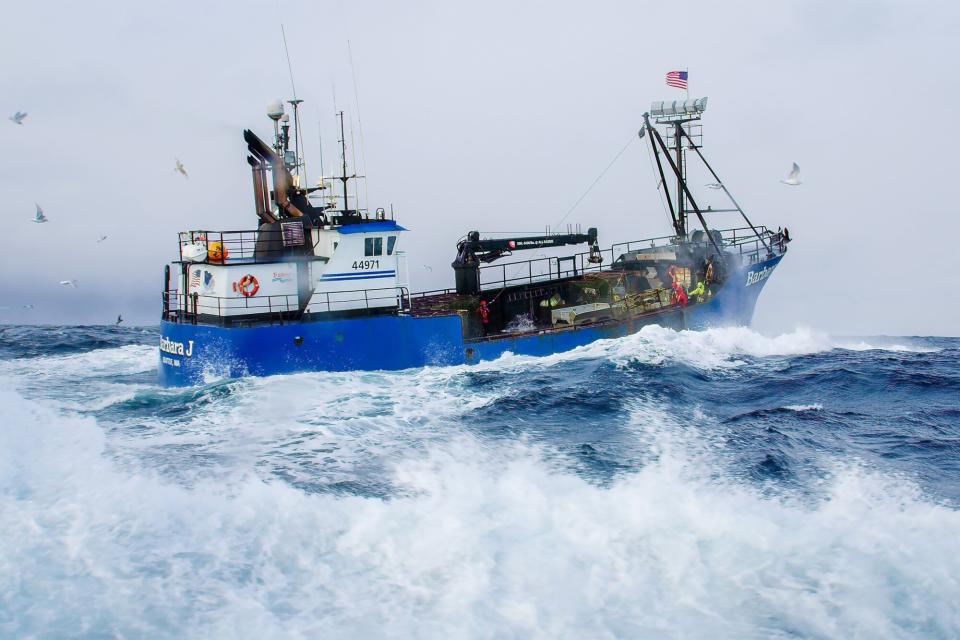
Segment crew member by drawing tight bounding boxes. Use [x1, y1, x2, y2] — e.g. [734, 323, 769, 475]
[688, 280, 705, 303]
[672, 280, 688, 307]
[478, 299, 490, 334]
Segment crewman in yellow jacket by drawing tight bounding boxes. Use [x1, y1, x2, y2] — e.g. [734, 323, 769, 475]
[688, 280, 706, 303]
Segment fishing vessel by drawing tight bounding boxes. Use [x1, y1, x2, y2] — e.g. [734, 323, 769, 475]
[158, 96, 789, 385]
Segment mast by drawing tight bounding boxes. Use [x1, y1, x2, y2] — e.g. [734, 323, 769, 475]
[642, 113, 680, 237]
[674, 121, 685, 237]
[338, 110, 350, 217]
[644, 97, 722, 255]
[288, 98, 304, 186]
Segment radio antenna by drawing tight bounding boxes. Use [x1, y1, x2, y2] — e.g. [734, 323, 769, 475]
[280, 23, 307, 185]
[347, 39, 370, 214]
[280, 24, 297, 98]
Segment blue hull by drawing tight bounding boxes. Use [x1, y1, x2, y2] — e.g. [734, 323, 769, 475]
[158, 255, 783, 386]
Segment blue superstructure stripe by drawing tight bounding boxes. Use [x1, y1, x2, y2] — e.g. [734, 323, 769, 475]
[322, 270, 396, 278]
[321, 273, 396, 281]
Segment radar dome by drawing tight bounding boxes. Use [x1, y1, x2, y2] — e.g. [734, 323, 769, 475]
[266, 100, 285, 121]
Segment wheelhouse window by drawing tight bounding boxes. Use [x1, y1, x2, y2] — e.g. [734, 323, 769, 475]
[364, 237, 383, 256]
[387, 235, 397, 255]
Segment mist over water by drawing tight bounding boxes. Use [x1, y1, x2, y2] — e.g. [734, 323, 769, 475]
[1, 325, 959, 638]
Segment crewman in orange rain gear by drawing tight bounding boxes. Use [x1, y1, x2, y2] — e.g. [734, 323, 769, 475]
[672, 280, 688, 307]
[478, 299, 490, 334]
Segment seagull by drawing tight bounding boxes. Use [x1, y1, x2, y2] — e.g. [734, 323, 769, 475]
[22, 304, 35, 310]
[705, 183, 723, 190]
[59, 279, 78, 288]
[174, 157, 189, 178]
[9, 111, 27, 125]
[32, 203, 48, 223]
[97, 235, 108, 243]
[421, 265, 432, 272]
[780, 163, 802, 186]
[115, 314, 123, 325]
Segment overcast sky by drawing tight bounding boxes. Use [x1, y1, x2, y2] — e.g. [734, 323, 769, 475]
[1, 0, 957, 335]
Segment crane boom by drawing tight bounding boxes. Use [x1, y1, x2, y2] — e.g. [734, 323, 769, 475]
[451, 228, 599, 295]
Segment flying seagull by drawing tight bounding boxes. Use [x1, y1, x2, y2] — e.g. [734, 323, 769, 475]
[97, 235, 108, 243]
[421, 265, 433, 272]
[22, 304, 35, 310]
[115, 314, 123, 325]
[174, 157, 189, 179]
[705, 183, 723, 190]
[33, 204, 47, 223]
[780, 163, 802, 186]
[59, 279, 78, 288]
[9, 111, 27, 125]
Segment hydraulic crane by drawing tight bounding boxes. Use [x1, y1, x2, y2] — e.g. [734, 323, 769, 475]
[452, 228, 600, 295]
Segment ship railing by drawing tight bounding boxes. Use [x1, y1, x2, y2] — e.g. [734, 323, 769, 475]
[177, 228, 321, 265]
[477, 248, 613, 291]
[471, 226, 784, 292]
[718, 226, 786, 265]
[162, 286, 411, 325]
[304, 287, 411, 315]
[162, 290, 300, 324]
[608, 234, 683, 258]
[608, 226, 783, 266]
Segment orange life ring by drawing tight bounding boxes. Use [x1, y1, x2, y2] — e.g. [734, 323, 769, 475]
[237, 274, 259, 297]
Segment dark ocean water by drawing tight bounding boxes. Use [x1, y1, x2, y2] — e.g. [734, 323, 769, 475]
[1, 324, 958, 638]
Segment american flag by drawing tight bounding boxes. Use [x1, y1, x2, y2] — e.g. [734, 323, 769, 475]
[666, 70, 688, 89]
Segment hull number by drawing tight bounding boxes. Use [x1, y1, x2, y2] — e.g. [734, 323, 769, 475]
[352, 260, 380, 270]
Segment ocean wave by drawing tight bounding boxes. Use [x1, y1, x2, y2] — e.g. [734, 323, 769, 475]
[0, 324, 156, 359]
[784, 403, 824, 412]
[2, 388, 959, 639]
[0, 343, 157, 380]
[463, 326, 940, 375]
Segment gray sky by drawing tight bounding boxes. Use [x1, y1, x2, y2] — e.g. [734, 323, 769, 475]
[1, 0, 957, 335]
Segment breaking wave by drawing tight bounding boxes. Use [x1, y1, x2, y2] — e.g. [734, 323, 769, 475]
[0, 325, 958, 638]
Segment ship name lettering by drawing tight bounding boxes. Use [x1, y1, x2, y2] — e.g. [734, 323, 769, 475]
[160, 336, 194, 357]
[746, 265, 775, 287]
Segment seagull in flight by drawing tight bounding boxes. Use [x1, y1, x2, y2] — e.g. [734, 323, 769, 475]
[22, 304, 35, 310]
[9, 111, 27, 125]
[174, 157, 189, 179]
[421, 265, 433, 272]
[97, 235, 108, 243]
[115, 314, 123, 325]
[59, 279, 78, 288]
[32, 204, 48, 223]
[705, 183, 723, 190]
[780, 163, 802, 186]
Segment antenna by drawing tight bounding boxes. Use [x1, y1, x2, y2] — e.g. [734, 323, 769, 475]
[347, 39, 370, 216]
[350, 121, 359, 212]
[288, 98, 305, 186]
[280, 24, 297, 99]
[280, 24, 307, 186]
[317, 122, 326, 184]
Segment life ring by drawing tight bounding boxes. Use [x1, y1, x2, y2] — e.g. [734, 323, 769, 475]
[237, 274, 259, 297]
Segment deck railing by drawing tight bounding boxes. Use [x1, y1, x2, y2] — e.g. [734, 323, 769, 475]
[163, 286, 411, 325]
[475, 225, 783, 291]
[177, 227, 319, 265]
